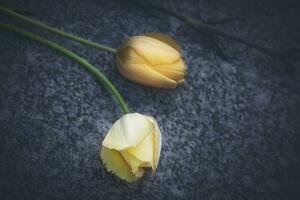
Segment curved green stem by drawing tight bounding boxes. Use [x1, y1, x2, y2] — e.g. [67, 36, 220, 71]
[0, 22, 129, 113]
[0, 5, 118, 54]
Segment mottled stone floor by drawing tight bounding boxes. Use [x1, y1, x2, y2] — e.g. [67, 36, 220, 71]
[0, 0, 299, 199]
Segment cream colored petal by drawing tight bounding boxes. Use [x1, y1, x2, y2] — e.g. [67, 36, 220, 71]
[100, 146, 138, 182]
[125, 129, 155, 168]
[123, 36, 180, 65]
[117, 54, 177, 89]
[145, 33, 181, 53]
[148, 117, 162, 171]
[120, 150, 145, 177]
[123, 117, 162, 171]
[102, 113, 154, 150]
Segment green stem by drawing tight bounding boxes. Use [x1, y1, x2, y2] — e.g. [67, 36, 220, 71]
[0, 22, 129, 113]
[0, 5, 118, 54]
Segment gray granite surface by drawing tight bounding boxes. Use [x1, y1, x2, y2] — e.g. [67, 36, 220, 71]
[0, 0, 300, 199]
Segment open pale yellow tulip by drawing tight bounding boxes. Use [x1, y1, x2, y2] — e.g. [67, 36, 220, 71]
[117, 33, 186, 89]
[100, 113, 162, 182]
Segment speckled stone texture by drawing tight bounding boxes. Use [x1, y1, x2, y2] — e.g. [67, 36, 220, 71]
[0, 0, 300, 199]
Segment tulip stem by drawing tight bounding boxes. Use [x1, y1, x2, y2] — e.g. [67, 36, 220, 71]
[0, 23, 129, 113]
[0, 5, 118, 54]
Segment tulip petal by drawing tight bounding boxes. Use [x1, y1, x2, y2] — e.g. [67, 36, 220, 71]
[148, 117, 162, 170]
[102, 113, 154, 150]
[118, 45, 146, 65]
[100, 146, 138, 182]
[151, 59, 186, 82]
[120, 150, 145, 177]
[117, 49, 178, 89]
[123, 36, 180, 65]
[152, 68, 185, 82]
[122, 117, 162, 171]
[145, 33, 181, 53]
[152, 59, 186, 74]
[125, 129, 155, 168]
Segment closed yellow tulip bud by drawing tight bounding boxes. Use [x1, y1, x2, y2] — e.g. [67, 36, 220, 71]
[116, 33, 186, 89]
[100, 113, 162, 182]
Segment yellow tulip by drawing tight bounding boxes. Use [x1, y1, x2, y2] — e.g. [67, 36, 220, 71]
[116, 33, 186, 89]
[100, 113, 162, 182]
